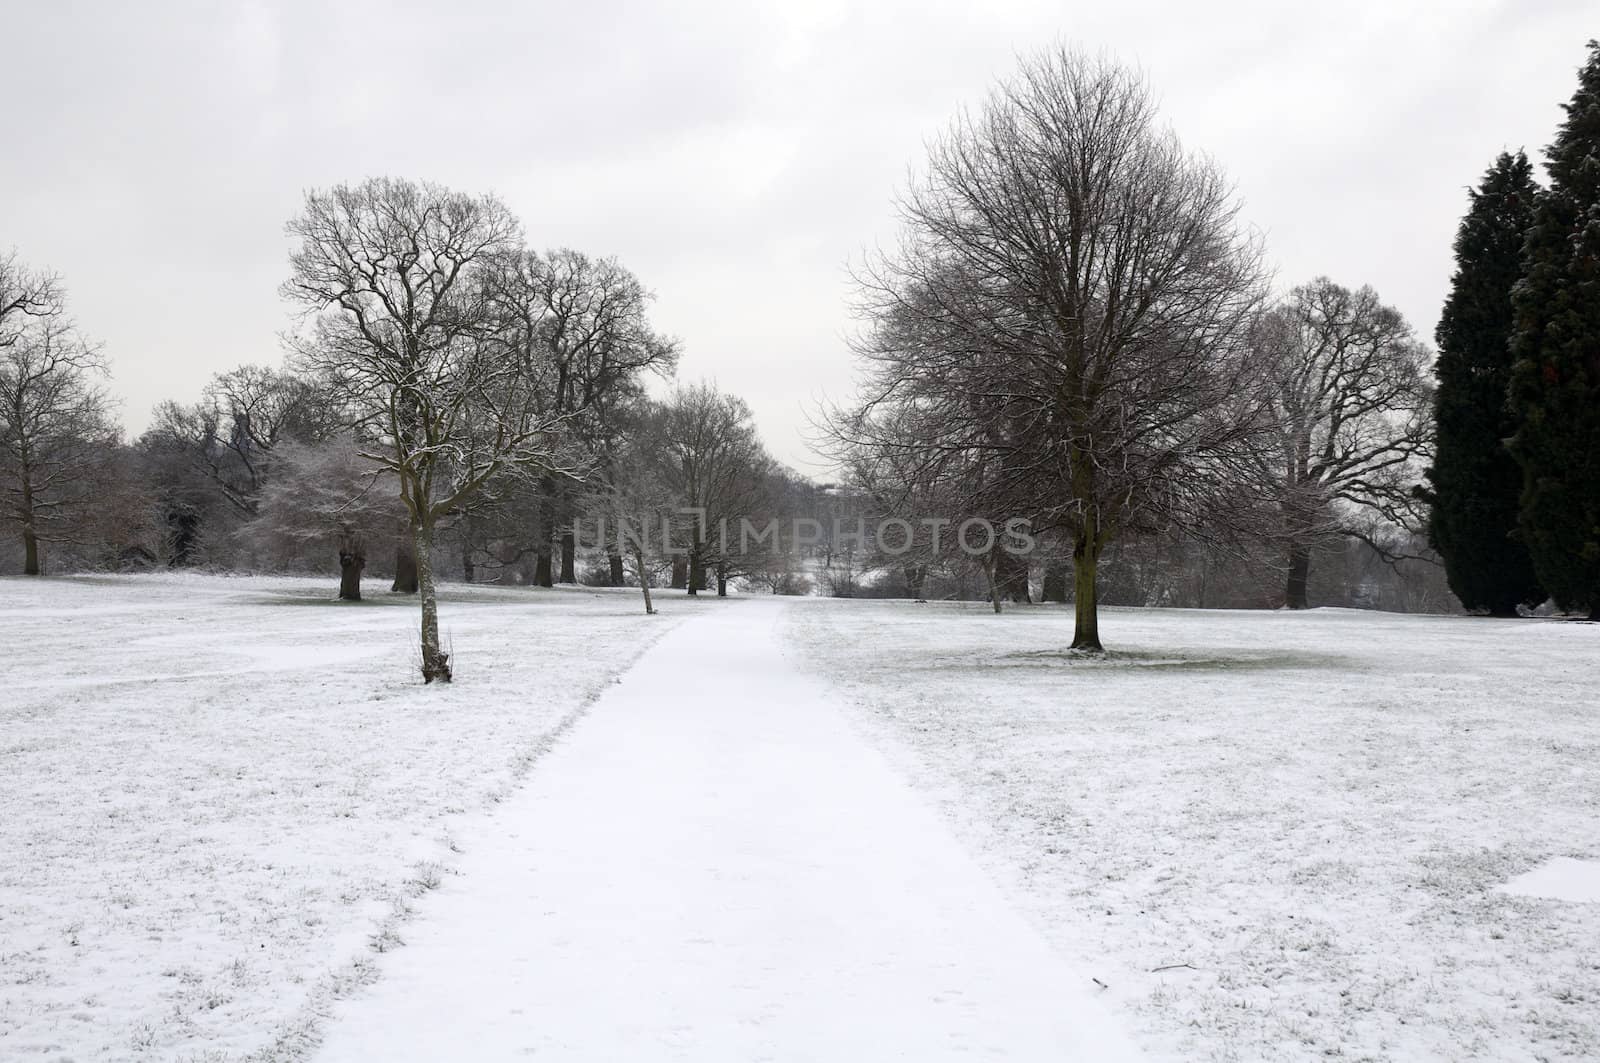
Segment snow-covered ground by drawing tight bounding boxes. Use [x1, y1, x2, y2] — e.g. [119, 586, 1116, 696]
[312, 599, 1136, 1062]
[785, 600, 1600, 1061]
[8, 579, 1597, 1061]
[1500, 858, 1600, 904]
[0, 574, 708, 1061]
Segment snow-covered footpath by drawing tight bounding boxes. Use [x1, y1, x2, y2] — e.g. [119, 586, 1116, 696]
[312, 599, 1136, 1062]
[785, 600, 1600, 1061]
[7, 577, 1597, 1061]
[0, 574, 712, 1061]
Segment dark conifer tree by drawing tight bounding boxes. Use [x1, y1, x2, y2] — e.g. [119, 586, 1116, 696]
[1425, 152, 1543, 615]
[1508, 41, 1600, 618]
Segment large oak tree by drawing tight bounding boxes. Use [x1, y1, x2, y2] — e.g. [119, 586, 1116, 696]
[1256, 278, 1432, 609]
[837, 48, 1268, 651]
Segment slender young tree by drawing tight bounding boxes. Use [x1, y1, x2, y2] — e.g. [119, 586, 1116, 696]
[837, 48, 1268, 651]
[590, 426, 680, 615]
[1508, 41, 1600, 618]
[284, 178, 569, 681]
[1425, 153, 1544, 615]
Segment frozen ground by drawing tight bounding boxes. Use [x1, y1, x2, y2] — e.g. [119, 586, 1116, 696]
[785, 601, 1600, 1061]
[313, 600, 1136, 1061]
[0, 574, 709, 1061]
[8, 580, 1597, 1062]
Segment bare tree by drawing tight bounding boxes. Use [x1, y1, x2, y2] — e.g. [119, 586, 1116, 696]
[1254, 278, 1432, 608]
[587, 430, 683, 615]
[249, 436, 405, 601]
[283, 177, 570, 682]
[653, 383, 773, 596]
[840, 441, 961, 601]
[0, 251, 62, 350]
[145, 364, 341, 518]
[835, 48, 1268, 651]
[481, 248, 678, 585]
[0, 256, 119, 575]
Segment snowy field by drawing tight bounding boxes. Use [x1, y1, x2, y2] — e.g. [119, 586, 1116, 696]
[0, 574, 709, 1061]
[6, 578, 1597, 1062]
[309, 601, 1140, 1062]
[786, 601, 1600, 1061]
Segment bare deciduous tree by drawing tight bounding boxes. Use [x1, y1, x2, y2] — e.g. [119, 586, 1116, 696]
[481, 248, 678, 585]
[250, 436, 404, 601]
[0, 255, 119, 575]
[1254, 278, 1432, 608]
[588, 429, 682, 615]
[146, 364, 341, 518]
[653, 383, 773, 597]
[835, 48, 1269, 651]
[0, 251, 62, 349]
[283, 177, 570, 682]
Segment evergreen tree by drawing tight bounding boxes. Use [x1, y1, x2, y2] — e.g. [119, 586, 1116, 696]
[1508, 41, 1600, 618]
[1425, 152, 1543, 615]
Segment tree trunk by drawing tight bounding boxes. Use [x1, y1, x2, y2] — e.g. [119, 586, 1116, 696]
[22, 524, 40, 577]
[670, 556, 687, 589]
[995, 548, 1032, 603]
[635, 549, 655, 615]
[460, 514, 479, 584]
[716, 560, 728, 597]
[687, 545, 704, 597]
[1043, 562, 1068, 604]
[559, 529, 576, 584]
[903, 563, 925, 599]
[392, 538, 419, 594]
[608, 551, 625, 587]
[1285, 544, 1311, 610]
[415, 518, 451, 683]
[985, 560, 1003, 614]
[166, 506, 200, 567]
[535, 546, 553, 588]
[338, 545, 365, 601]
[1071, 529, 1103, 652]
[20, 476, 40, 575]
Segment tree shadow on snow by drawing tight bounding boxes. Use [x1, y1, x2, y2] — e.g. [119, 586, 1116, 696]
[968, 648, 1357, 673]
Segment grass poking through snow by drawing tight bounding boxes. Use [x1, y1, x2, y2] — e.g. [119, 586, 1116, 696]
[787, 599, 1600, 1062]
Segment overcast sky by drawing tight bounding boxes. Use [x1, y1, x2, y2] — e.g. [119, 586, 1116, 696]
[1, 0, 1592, 472]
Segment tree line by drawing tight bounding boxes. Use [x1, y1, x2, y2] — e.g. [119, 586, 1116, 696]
[821, 42, 1600, 648]
[0, 181, 808, 680]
